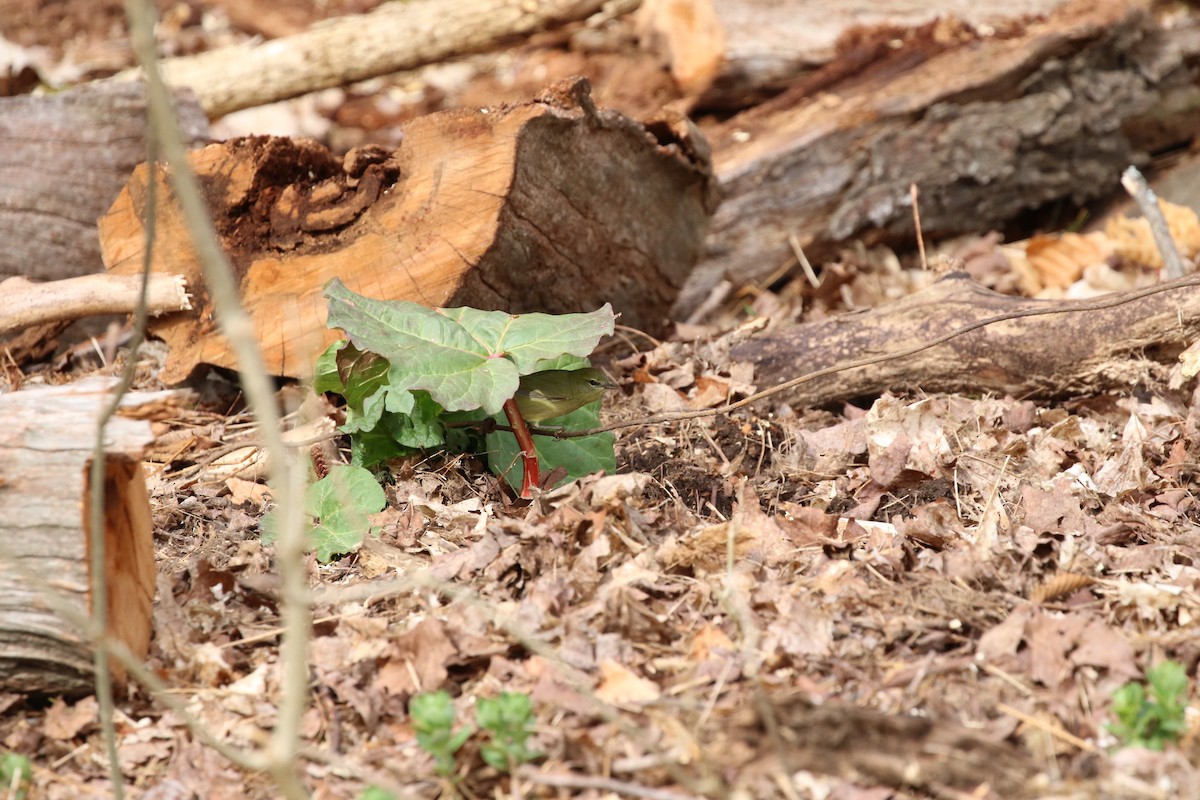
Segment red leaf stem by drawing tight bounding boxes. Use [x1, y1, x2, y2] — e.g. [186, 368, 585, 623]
[502, 398, 539, 498]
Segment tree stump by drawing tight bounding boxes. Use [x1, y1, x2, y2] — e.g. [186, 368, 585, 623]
[0, 378, 183, 694]
[100, 77, 718, 383]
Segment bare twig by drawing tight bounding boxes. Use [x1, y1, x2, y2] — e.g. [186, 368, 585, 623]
[125, 0, 308, 796]
[1121, 165, 1185, 279]
[911, 182, 928, 272]
[114, 0, 626, 117]
[519, 769, 702, 800]
[0, 274, 189, 333]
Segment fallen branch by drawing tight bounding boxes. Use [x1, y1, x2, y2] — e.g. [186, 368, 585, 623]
[114, 0, 628, 118]
[0, 274, 190, 334]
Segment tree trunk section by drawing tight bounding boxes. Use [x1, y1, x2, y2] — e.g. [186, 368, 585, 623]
[0, 378, 184, 694]
[731, 272, 1200, 409]
[0, 82, 208, 283]
[637, 0, 1072, 111]
[100, 78, 718, 383]
[676, 0, 1200, 315]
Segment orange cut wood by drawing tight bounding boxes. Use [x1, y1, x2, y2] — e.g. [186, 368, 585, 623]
[100, 78, 717, 383]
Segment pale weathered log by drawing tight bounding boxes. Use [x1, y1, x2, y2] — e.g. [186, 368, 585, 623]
[0, 82, 207, 283]
[114, 0, 630, 118]
[0, 274, 191, 334]
[0, 378, 185, 694]
[676, 0, 1200, 316]
[731, 273, 1200, 409]
[100, 78, 718, 383]
[637, 0, 1071, 110]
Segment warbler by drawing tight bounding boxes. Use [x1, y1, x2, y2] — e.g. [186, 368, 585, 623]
[513, 368, 617, 422]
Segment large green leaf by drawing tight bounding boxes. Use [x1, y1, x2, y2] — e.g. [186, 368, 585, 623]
[324, 279, 614, 414]
[440, 306, 616, 373]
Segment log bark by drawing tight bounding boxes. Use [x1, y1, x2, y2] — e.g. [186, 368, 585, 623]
[730, 272, 1200, 409]
[636, 0, 1072, 111]
[114, 0, 628, 118]
[100, 78, 718, 383]
[0, 378, 185, 694]
[0, 83, 208, 284]
[676, 0, 1200, 316]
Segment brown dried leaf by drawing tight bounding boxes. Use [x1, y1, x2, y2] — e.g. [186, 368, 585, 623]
[1031, 572, 1097, 604]
[594, 659, 660, 706]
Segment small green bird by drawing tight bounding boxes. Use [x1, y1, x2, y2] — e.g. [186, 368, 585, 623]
[513, 367, 617, 422]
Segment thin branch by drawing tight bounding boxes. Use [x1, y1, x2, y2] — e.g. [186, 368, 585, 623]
[124, 0, 308, 796]
[573, 271, 1200, 436]
[1121, 165, 1185, 279]
[519, 769, 703, 800]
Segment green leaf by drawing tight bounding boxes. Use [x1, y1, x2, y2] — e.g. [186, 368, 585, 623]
[440, 306, 615, 373]
[336, 342, 393, 408]
[306, 465, 386, 519]
[350, 428, 408, 468]
[304, 466, 387, 561]
[0, 752, 30, 800]
[487, 400, 615, 491]
[324, 278, 615, 414]
[385, 391, 445, 449]
[357, 788, 398, 800]
[313, 340, 346, 394]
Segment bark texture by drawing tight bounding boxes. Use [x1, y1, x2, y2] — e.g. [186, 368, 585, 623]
[677, 0, 1200, 315]
[0, 378, 184, 694]
[731, 272, 1200, 409]
[0, 82, 207, 283]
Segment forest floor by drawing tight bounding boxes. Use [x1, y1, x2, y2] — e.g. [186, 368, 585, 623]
[1, 2, 1198, 799]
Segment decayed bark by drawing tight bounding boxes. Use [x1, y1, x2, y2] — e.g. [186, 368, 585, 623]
[730, 272, 1200, 409]
[0, 378, 185, 694]
[677, 0, 1200, 315]
[114, 0, 628, 118]
[100, 78, 718, 383]
[0, 83, 208, 283]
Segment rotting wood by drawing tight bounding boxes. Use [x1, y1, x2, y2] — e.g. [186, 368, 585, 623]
[0, 377, 187, 695]
[677, 0, 1200, 316]
[730, 272, 1200, 409]
[100, 77, 718, 383]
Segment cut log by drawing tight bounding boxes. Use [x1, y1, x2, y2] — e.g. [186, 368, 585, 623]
[0, 82, 208, 284]
[676, 0, 1200, 315]
[636, 0, 1072, 111]
[100, 77, 718, 384]
[0, 377, 185, 695]
[730, 272, 1200, 409]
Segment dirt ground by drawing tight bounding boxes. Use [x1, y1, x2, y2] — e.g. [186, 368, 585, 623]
[2, 2, 1199, 799]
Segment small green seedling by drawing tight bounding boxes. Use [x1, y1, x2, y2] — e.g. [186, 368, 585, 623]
[410, 690, 473, 777]
[261, 464, 386, 562]
[476, 692, 543, 772]
[316, 279, 616, 492]
[0, 752, 32, 800]
[1108, 660, 1190, 751]
[355, 787, 397, 800]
